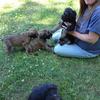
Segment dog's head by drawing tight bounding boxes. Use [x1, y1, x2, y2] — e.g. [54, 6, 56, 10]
[61, 7, 76, 24]
[27, 29, 38, 38]
[38, 29, 52, 40]
[61, 7, 76, 31]
[58, 8, 76, 45]
[28, 84, 61, 100]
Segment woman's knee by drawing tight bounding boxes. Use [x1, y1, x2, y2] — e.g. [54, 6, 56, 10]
[53, 45, 60, 54]
[53, 44, 64, 55]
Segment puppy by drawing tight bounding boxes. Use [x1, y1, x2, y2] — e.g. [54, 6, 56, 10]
[59, 7, 76, 45]
[28, 84, 61, 100]
[51, 7, 76, 45]
[25, 29, 53, 53]
[2, 29, 38, 53]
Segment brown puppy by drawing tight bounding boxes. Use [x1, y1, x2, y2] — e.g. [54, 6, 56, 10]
[2, 29, 38, 54]
[25, 29, 53, 53]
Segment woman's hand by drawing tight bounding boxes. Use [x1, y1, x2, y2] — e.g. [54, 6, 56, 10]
[69, 31, 99, 44]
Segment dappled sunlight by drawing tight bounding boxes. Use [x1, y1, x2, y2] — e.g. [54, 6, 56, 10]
[0, 0, 79, 35]
[15, 15, 26, 21]
[0, 1, 100, 100]
[0, 1, 61, 35]
[0, 0, 23, 12]
[34, 17, 55, 25]
[31, 0, 49, 4]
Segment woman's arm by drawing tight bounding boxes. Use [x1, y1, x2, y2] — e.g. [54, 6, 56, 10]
[69, 31, 100, 44]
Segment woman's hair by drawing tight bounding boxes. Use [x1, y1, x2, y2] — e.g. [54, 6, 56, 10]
[79, 0, 99, 16]
[79, 0, 88, 16]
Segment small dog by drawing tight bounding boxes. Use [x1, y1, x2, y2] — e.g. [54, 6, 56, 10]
[28, 83, 61, 100]
[25, 29, 53, 53]
[51, 7, 76, 45]
[2, 29, 38, 54]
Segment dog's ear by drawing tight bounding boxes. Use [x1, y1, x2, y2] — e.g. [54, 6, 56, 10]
[70, 10, 77, 20]
[38, 30, 45, 39]
[38, 29, 52, 40]
[73, 10, 77, 17]
[40, 29, 51, 34]
[28, 29, 38, 38]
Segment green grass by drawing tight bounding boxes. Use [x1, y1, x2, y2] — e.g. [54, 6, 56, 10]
[0, 0, 100, 100]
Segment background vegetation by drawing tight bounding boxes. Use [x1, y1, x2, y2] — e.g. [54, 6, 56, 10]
[0, 0, 100, 100]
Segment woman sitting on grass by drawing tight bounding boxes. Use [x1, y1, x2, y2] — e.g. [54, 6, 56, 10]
[52, 0, 100, 58]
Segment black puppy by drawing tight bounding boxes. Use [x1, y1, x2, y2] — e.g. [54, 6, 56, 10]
[50, 7, 76, 45]
[59, 7, 77, 45]
[61, 7, 76, 29]
[28, 84, 61, 100]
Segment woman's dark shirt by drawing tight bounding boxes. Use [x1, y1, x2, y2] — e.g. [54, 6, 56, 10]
[75, 6, 100, 54]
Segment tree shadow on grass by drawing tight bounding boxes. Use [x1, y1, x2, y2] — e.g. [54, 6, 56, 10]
[0, 1, 61, 35]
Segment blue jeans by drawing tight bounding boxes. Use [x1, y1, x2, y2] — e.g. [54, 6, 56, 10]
[52, 29, 98, 58]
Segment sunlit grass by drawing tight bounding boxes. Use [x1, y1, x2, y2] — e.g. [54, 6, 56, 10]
[34, 18, 55, 25]
[0, 1, 100, 100]
[0, 0, 23, 13]
[0, 0, 79, 13]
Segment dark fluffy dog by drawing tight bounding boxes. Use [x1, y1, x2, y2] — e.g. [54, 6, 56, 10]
[59, 7, 76, 45]
[51, 7, 76, 45]
[28, 84, 61, 100]
[25, 29, 53, 53]
[2, 29, 38, 54]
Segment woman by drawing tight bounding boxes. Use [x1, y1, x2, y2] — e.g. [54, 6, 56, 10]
[52, 0, 100, 58]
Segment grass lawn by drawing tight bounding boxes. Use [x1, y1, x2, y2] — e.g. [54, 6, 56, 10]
[0, 0, 100, 100]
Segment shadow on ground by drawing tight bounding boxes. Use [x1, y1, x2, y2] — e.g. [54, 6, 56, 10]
[0, 1, 61, 35]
